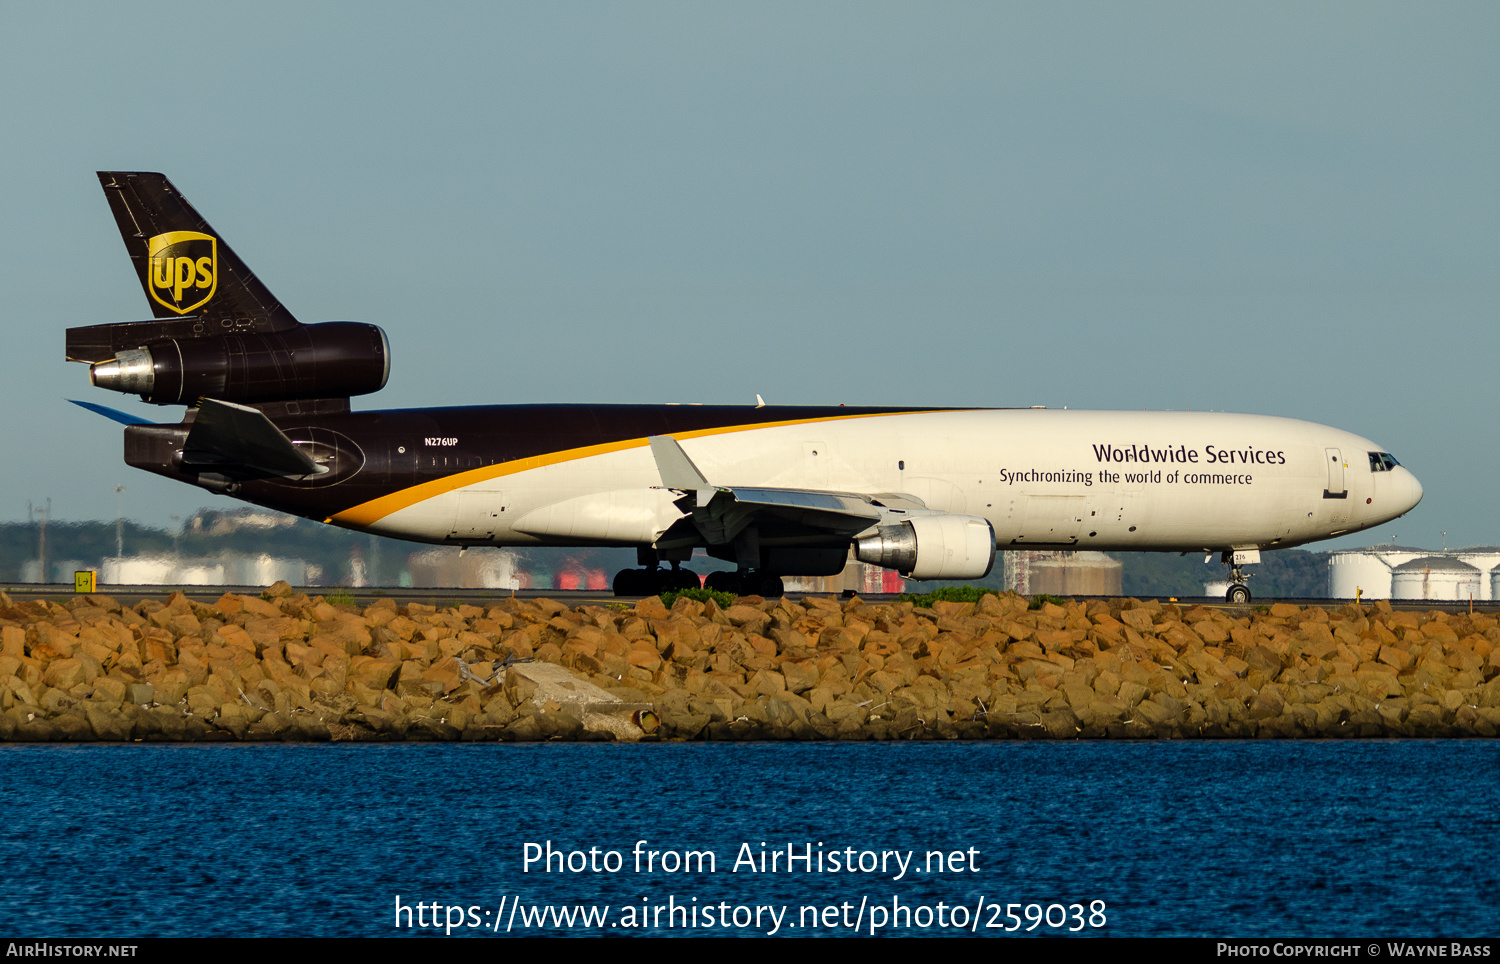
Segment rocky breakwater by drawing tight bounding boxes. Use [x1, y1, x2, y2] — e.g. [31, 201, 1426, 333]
[1, 584, 1498, 741]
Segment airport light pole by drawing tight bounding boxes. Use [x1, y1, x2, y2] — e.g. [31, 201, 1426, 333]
[36, 498, 49, 584]
[114, 485, 125, 558]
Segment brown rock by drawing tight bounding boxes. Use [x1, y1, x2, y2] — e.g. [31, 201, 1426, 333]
[1116, 680, 1148, 707]
[42, 659, 87, 691]
[89, 678, 127, 704]
[185, 686, 223, 718]
[2, 626, 25, 659]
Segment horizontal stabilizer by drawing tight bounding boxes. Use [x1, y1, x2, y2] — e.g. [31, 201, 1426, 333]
[182, 398, 325, 478]
[67, 398, 151, 426]
[67, 317, 209, 364]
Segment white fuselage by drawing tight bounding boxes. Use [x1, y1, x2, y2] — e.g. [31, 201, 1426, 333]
[347, 409, 1422, 554]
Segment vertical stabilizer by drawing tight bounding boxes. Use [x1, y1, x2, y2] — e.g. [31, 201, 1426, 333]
[96, 171, 299, 331]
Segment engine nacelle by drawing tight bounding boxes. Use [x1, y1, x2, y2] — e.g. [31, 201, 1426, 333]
[88, 321, 389, 405]
[854, 514, 996, 580]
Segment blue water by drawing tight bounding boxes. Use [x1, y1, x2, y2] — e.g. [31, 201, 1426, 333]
[0, 741, 1494, 937]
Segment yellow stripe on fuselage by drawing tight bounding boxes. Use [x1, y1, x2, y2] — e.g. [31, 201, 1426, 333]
[326, 410, 960, 528]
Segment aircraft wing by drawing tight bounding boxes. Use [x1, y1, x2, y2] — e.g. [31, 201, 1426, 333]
[685, 484, 887, 546]
[647, 435, 913, 547]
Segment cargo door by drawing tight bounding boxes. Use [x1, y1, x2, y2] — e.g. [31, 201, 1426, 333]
[1324, 448, 1347, 499]
[1322, 448, 1351, 529]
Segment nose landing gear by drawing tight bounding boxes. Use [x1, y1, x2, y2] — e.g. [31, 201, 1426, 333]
[1219, 549, 1258, 604]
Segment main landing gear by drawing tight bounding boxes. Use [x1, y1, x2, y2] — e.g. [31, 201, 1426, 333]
[612, 547, 702, 597]
[609, 567, 786, 598]
[611, 565, 701, 597]
[704, 570, 785, 598]
[609, 548, 786, 598]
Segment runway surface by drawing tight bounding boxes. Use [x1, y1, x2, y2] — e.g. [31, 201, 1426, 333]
[1, 584, 1494, 614]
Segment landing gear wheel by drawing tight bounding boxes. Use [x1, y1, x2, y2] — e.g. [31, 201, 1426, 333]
[705, 571, 742, 594]
[613, 569, 668, 596]
[612, 569, 641, 596]
[665, 569, 700, 591]
[755, 575, 785, 598]
[1219, 552, 1254, 606]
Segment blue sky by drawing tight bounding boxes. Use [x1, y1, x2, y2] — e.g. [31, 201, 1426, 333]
[3, 2, 1496, 549]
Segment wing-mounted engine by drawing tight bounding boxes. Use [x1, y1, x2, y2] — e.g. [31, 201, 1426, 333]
[69, 320, 389, 406]
[854, 514, 996, 580]
[645, 434, 996, 581]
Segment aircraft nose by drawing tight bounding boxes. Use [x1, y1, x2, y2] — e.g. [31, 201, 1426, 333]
[1397, 467, 1423, 514]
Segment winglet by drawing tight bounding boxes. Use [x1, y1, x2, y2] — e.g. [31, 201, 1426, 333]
[650, 436, 721, 511]
[648, 435, 711, 489]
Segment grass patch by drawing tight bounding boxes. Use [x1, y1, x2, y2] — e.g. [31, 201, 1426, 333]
[900, 586, 1070, 611]
[901, 585, 1004, 608]
[660, 586, 736, 610]
[324, 587, 356, 608]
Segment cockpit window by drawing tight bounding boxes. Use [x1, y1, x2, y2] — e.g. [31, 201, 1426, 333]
[1368, 452, 1400, 472]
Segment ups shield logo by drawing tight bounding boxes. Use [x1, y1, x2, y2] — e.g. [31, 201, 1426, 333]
[147, 231, 217, 314]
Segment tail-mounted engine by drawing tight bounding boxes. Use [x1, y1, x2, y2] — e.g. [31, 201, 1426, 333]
[67, 320, 389, 405]
[74, 173, 389, 408]
[854, 514, 996, 580]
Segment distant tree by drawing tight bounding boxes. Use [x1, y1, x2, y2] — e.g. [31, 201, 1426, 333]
[1116, 549, 1329, 599]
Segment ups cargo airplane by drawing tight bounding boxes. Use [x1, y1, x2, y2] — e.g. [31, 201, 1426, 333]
[68, 172, 1423, 601]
